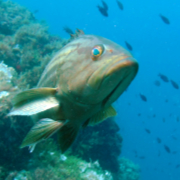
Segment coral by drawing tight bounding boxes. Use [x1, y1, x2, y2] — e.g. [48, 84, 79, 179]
[0, 0, 35, 35]
[0, 0, 66, 88]
[119, 158, 140, 180]
[6, 139, 113, 180]
[0, 61, 18, 98]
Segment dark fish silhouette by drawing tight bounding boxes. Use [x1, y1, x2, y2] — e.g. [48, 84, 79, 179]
[171, 136, 177, 140]
[162, 118, 166, 122]
[172, 151, 177, 154]
[97, 6, 108, 17]
[125, 41, 133, 51]
[139, 156, 145, 159]
[177, 117, 179, 122]
[138, 113, 141, 116]
[139, 93, 147, 102]
[145, 128, 151, 134]
[159, 14, 170, 24]
[164, 145, 171, 153]
[158, 73, 169, 82]
[102, 0, 108, 10]
[158, 150, 161, 157]
[34, 10, 39, 14]
[116, 0, 124, 10]
[154, 80, 161, 86]
[156, 137, 161, 144]
[176, 164, 180, 168]
[97, 1, 108, 17]
[63, 26, 74, 35]
[170, 80, 179, 89]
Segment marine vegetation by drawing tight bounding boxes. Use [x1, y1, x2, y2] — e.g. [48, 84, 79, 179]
[0, 0, 140, 180]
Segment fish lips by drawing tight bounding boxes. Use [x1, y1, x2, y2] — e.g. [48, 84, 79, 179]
[103, 57, 138, 106]
[87, 56, 138, 105]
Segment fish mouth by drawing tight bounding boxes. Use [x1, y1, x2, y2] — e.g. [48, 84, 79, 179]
[102, 58, 138, 106]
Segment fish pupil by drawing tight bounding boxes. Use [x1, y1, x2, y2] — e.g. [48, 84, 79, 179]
[93, 48, 100, 56]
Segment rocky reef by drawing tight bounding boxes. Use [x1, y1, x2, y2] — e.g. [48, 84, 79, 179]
[0, 1, 140, 180]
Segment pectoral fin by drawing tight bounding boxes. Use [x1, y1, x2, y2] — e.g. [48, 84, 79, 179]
[21, 118, 67, 152]
[88, 105, 117, 126]
[58, 123, 80, 153]
[8, 88, 59, 116]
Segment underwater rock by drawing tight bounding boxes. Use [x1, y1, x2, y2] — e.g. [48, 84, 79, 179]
[10, 139, 113, 180]
[70, 118, 123, 175]
[119, 157, 140, 180]
[0, 61, 18, 98]
[0, 0, 35, 35]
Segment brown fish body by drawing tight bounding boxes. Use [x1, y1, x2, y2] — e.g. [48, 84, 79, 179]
[37, 35, 137, 123]
[9, 32, 138, 153]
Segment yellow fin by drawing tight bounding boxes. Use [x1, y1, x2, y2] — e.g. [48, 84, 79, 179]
[89, 106, 117, 126]
[12, 88, 57, 107]
[20, 118, 67, 152]
[8, 88, 58, 116]
[58, 123, 80, 153]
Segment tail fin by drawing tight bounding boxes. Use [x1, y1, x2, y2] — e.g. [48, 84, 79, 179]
[21, 118, 67, 152]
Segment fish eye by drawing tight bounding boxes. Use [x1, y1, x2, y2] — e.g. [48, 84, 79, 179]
[91, 44, 104, 60]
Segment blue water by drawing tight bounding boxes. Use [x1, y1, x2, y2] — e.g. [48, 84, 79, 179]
[11, 0, 180, 179]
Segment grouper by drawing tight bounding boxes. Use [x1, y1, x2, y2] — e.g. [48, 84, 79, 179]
[8, 30, 138, 153]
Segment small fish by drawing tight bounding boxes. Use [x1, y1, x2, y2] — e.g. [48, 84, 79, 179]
[176, 164, 180, 168]
[172, 151, 177, 154]
[156, 137, 161, 144]
[158, 150, 161, 157]
[133, 150, 138, 157]
[137, 113, 141, 116]
[170, 80, 179, 89]
[63, 26, 74, 35]
[177, 117, 179, 122]
[154, 80, 161, 86]
[139, 93, 147, 102]
[158, 73, 169, 82]
[116, 0, 124, 10]
[97, 6, 108, 17]
[153, 114, 156, 118]
[171, 136, 177, 140]
[164, 145, 171, 153]
[8, 29, 138, 153]
[34, 9, 39, 14]
[133, 150, 137, 154]
[101, 0, 108, 10]
[162, 118, 166, 122]
[125, 41, 133, 51]
[97, 1, 108, 17]
[145, 128, 151, 134]
[139, 156, 145, 159]
[159, 14, 170, 24]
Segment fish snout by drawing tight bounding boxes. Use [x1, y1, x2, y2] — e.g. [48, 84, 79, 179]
[102, 57, 138, 106]
[105, 56, 138, 78]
